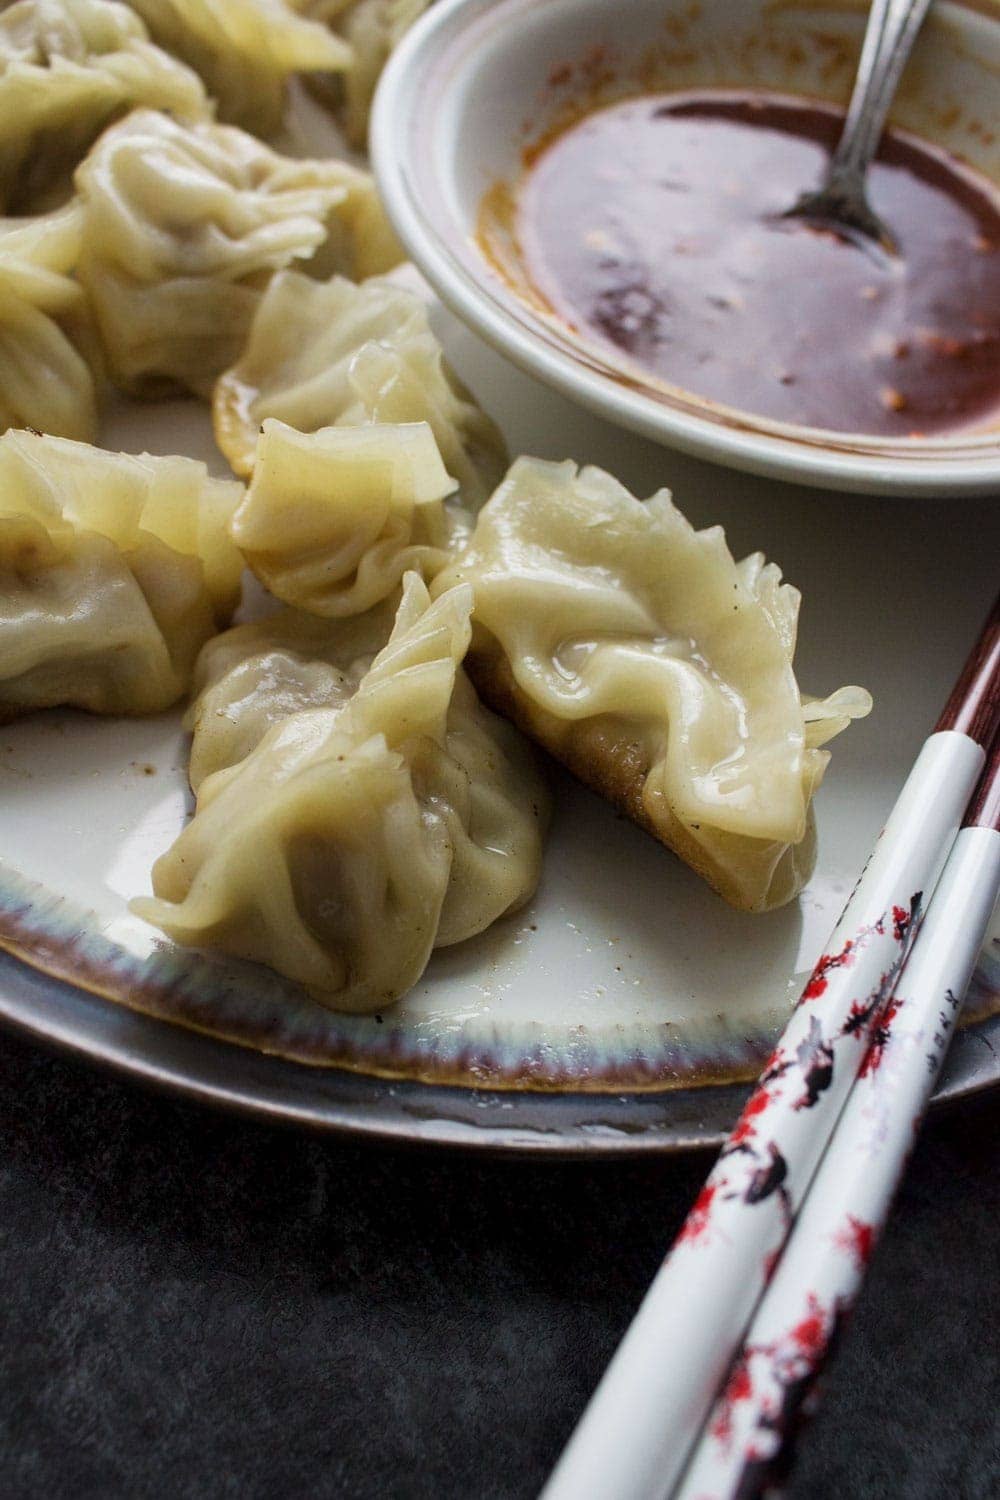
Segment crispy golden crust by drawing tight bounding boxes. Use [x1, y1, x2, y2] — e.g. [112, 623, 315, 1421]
[464, 633, 731, 900]
[465, 635, 754, 907]
[465, 641, 648, 819]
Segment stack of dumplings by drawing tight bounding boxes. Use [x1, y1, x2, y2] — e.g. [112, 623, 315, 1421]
[0, 0, 872, 1019]
[122, 0, 353, 135]
[212, 272, 507, 495]
[216, 275, 508, 619]
[0, 0, 209, 212]
[73, 110, 403, 396]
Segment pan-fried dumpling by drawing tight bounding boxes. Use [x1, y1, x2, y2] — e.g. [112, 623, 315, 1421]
[74, 109, 403, 397]
[0, 428, 244, 718]
[294, 0, 429, 146]
[133, 575, 549, 1011]
[0, 203, 98, 440]
[122, 0, 351, 135]
[0, 0, 209, 212]
[185, 599, 398, 791]
[229, 417, 472, 619]
[213, 271, 507, 492]
[434, 457, 871, 912]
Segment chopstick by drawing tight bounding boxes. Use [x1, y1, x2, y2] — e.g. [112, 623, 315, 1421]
[540, 593, 1000, 1500]
[674, 734, 1000, 1499]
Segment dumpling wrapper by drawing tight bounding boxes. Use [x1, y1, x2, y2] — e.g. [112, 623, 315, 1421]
[123, 0, 352, 135]
[293, 0, 430, 147]
[0, 202, 99, 440]
[0, 428, 244, 718]
[185, 599, 398, 791]
[434, 457, 872, 912]
[74, 109, 404, 397]
[229, 417, 474, 618]
[213, 271, 507, 495]
[134, 575, 549, 1011]
[0, 0, 209, 213]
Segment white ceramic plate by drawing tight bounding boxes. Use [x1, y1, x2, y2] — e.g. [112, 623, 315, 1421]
[371, 0, 1000, 496]
[1, 262, 998, 1153]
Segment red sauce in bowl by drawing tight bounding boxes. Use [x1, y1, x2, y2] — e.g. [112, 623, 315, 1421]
[515, 91, 1000, 437]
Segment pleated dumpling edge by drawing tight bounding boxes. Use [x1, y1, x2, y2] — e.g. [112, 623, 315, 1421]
[433, 456, 872, 912]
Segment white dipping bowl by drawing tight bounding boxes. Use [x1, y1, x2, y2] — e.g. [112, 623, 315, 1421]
[372, 0, 1000, 496]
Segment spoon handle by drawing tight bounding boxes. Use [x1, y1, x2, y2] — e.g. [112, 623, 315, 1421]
[828, 0, 934, 186]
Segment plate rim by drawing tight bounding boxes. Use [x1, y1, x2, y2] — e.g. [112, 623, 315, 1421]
[3, 945, 997, 1157]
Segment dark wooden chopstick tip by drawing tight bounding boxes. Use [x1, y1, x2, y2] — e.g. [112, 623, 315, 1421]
[934, 592, 1000, 748]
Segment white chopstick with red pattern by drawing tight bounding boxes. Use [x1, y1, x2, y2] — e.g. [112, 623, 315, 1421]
[540, 595, 999, 1500]
[675, 744, 1000, 1499]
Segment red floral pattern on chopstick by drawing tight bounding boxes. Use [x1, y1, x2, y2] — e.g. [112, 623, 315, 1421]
[542, 606, 997, 1500]
[704, 1286, 852, 1486]
[677, 824, 998, 1499]
[673, 893, 922, 1257]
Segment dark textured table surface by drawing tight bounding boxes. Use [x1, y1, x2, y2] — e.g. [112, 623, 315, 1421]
[2, 1025, 997, 1500]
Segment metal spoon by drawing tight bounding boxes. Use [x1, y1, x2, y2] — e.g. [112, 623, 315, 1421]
[786, 0, 934, 253]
